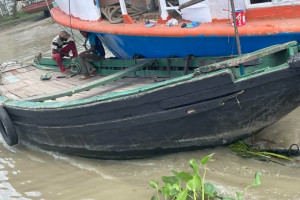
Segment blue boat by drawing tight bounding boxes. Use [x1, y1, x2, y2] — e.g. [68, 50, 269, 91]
[51, 0, 300, 58]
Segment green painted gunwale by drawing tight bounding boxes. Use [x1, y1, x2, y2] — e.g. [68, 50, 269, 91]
[0, 41, 297, 110]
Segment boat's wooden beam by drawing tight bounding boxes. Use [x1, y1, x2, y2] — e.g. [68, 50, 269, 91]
[178, 0, 205, 10]
[25, 59, 156, 102]
[158, 0, 169, 21]
[119, 0, 135, 24]
[195, 41, 298, 74]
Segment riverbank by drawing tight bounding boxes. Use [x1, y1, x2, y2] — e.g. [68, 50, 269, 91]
[0, 11, 46, 30]
[0, 16, 61, 62]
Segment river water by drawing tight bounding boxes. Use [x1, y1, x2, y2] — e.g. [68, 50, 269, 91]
[0, 17, 300, 200]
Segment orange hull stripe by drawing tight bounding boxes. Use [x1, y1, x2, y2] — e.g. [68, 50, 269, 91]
[51, 7, 300, 37]
[247, 5, 300, 20]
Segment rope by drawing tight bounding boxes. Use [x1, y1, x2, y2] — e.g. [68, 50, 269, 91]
[289, 144, 300, 156]
[44, 0, 88, 49]
[101, 5, 145, 24]
[0, 61, 30, 85]
[0, 62, 6, 85]
[68, 0, 75, 41]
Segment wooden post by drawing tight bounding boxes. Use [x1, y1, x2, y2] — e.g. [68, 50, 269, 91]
[157, 0, 172, 23]
[158, 0, 169, 20]
[95, 0, 102, 22]
[119, 0, 135, 24]
[230, 0, 245, 75]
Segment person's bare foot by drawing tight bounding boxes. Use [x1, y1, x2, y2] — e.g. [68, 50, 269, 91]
[80, 74, 90, 80]
[62, 69, 70, 74]
[90, 67, 96, 76]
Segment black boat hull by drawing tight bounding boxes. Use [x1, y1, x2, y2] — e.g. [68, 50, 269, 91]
[4, 65, 300, 159]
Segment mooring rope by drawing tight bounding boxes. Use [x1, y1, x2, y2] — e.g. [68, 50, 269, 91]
[289, 144, 300, 156]
[0, 61, 30, 85]
[68, 0, 75, 41]
[0, 62, 6, 85]
[44, 0, 88, 49]
[101, 5, 145, 24]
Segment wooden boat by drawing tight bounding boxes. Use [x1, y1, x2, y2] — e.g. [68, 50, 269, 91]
[22, 0, 53, 15]
[1, 41, 300, 159]
[51, 0, 300, 59]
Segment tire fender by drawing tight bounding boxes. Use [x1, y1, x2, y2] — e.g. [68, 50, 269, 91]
[0, 106, 18, 146]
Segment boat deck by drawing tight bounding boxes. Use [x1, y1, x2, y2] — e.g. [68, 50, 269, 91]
[0, 62, 164, 102]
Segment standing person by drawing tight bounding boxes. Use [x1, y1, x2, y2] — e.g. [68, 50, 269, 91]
[51, 31, 78, 73]
[79, 31, 105, 80]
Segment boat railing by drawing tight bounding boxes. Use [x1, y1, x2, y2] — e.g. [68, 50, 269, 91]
[194, 41, 298, 75]
[22, 0, 46, 7]
[158, 0, 205, 21]
[117, 0, 206, 23]
[16, 41, 299, 103]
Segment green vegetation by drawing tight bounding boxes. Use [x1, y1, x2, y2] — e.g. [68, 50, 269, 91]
[229, 141, 295, 165]
[0, 11, 43, 29]
[150, 153, 261, 200]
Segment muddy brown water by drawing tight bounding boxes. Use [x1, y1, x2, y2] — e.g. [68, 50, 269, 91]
[0, 17, 300, 200]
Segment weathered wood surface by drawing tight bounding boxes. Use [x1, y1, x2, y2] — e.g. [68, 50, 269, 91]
[1, 59, 162, 102]
[25, 59, 156, 102]
[195, 41, 297, 74]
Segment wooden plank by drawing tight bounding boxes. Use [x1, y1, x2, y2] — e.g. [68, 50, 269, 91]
[2, 63, 32, 73]
[9, 89, 30, 99]
[25, 59, 157, 102]
[3, 92, 20, 100]
[178, 0, 205, 9]
[195, 41, 298, 74]
[99, 0, 119, 7]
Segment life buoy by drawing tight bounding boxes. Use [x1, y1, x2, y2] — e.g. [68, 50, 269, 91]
[0, 106, 18, 146]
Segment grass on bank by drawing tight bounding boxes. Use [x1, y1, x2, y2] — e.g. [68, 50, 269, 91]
[0, 11, 44, 29]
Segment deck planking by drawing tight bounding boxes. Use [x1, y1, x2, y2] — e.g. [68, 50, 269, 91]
[1, 63, 163, 102]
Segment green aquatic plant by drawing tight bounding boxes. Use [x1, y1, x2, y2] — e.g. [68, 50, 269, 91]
[229, 141, 295, 165]
[149, 153, 261, 200]
[222, 172, 261, 200]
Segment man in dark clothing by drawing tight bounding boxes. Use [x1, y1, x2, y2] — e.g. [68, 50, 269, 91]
[79, 31, 105, 79]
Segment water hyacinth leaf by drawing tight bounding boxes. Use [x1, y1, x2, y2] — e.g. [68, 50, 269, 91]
[236, 191, 243, 200]
[204, 182, 217, 197]
[151, 196, 158, 200]
[177, 189, 188, 200]
[160, 186, 171, 196]
[162, 176, 180, 185]
[150, 180, 159, 189]
[165, 183, 173, 190]
[253, 172, 261, 186]
[172, 170, 193, 182]
[170, 187, 178, 196]
[200, 153, 214, 165]
[164, 183, 181, 196]
[171, 182, 181, 191]
[189, 159, 198, 174]
[187, 174, 201, 191]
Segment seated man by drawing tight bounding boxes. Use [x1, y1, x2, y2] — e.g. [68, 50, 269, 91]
[79, 31, 105, 79]
[51, 31, 78, 73]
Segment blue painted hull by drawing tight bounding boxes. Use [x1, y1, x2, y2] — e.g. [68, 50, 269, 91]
[97, 33, 300, 59]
